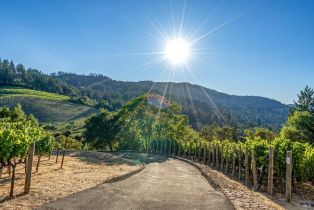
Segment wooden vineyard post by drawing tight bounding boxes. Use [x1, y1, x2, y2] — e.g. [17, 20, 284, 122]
[178, 145, 181, 157]
[159, 141, 162, 155]
[189, 144, 191, 159]
[194, 143, 197, 161]
[252, 149, 258, 190]
[61, 149, 66, 169]
[151, 141, 153, 153]
[221, 145, 224, 171]
[55, 149, 59, 163]
[225, 146, 229, 173]
[162, 141, 165, 155]
[245, 147, 249, 186]
[211, 145, 214, 167]
[203, 145, 207, 164]
[173, 143, 176, 156]
[216, 145, 219, 167]
[198, 144, 201, 162]
[158, 141, 160, 154]
[286, 151, 292, 202]
[213, 145, 216, 167]
[238, 146, 242, 180]
[164, 141, 167, 155]
[267, 148, 274, 195]
[160, 141, 162, 154]
[168, 141, 172, 156]
[207, 144, 211, 165]
[232, 148, 236, 177]
[153, 141, 156, 153]
[24, 143, 35, 194]
[159, 141, 162, 154]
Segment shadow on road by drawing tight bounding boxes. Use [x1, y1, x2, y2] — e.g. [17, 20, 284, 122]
[70, 150, 171, 166]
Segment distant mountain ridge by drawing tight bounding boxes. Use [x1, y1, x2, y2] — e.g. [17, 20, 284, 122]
[57, 73, 289, 130]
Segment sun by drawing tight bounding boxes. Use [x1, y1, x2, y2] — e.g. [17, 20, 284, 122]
[164, 38, 191, 65]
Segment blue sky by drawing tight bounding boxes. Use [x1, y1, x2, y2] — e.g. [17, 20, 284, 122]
[0, 0, 313, 104]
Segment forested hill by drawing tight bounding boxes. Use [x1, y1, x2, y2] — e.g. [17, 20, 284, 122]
[57, 74, 289, 130]
[0, 59, 289, 130]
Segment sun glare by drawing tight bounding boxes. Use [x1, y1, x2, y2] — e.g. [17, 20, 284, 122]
[164, 38, 190, 65]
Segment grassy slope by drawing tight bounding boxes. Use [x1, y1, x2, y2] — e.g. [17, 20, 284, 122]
[0, 86, 98, 123]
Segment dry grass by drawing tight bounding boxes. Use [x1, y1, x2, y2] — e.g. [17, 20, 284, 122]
[0, 151, 140, 210]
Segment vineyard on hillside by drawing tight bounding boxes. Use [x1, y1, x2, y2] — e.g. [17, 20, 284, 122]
[0, 86, 98, 123]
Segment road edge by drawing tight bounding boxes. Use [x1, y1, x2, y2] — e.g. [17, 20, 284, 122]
[174, 156, 236, 210]
[175, 157, 221, 189]
[105, 163, 145, 183]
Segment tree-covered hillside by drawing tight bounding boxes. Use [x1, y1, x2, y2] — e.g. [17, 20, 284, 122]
[0, 58, 289, 130]
[58, 74, 289, 130]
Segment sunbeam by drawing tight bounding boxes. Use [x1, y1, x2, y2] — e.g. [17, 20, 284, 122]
[190, 2, 261, 45]
[97, 0, 259, 128]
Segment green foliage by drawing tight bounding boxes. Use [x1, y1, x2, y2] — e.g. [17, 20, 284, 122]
[245, 127, 275, 142]
[0, 121, 37, 163]
[246, 138, 269, 169]
[35, 133, 55, 156]
[201, 124, 241, 142]
[84, 109, 118, 150]
[280, 111, 314, 144]
[84, 94, 203, 152]
[291, 85, 314, 114]
[0, 105, 55, 164]
[208, 137, 314, 183]
[115, 94, 203, 152]
[0, 86, 98, 123]
[56, 135, 83, 150]
[69, 96, 97, 107]
[0, 59, 78, 96]
[271, 138, 313, 182]
[0, 86, 69, 100]
[302, 146, 314, 181]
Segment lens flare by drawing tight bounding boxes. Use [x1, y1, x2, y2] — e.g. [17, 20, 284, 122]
[164, 38, 190, 65]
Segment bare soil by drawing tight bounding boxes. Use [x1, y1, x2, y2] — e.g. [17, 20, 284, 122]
[0, 151, 141, 210]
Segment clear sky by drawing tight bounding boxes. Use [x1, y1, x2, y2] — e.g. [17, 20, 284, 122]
[0, 0, 313, 104]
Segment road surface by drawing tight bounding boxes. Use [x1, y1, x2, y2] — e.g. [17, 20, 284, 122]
[39, 156, 234, 210]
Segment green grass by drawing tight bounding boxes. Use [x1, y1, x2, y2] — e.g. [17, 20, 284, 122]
[0, 86, 98, 123]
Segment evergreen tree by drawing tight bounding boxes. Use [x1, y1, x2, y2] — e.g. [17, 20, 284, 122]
[291, 85, 314, 114]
